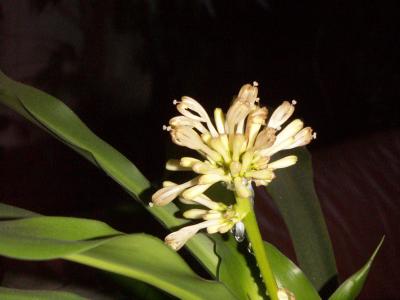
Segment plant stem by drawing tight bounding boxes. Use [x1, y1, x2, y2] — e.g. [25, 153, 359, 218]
[236, 196, 279, 300]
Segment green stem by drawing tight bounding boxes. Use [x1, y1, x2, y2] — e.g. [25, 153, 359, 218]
[236, 196, 279, 300]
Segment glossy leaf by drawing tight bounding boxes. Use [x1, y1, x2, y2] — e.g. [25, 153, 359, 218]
[0, 287, 85, 300]
[68, 234, 235, 300]
[265, 242, 321, 300]
[0, 217, 121, 259]
[0, 211, 236, 300]
[329, 237, 384, 300]
[212, 234, 263, 300]
[266, 147, 337, 290]
[0, 70, 218, 277]
[0, 70, 332, 299]
[213, 233, 321, 300]
[209, 184, 320, 300]
[0, 70, 149, 197]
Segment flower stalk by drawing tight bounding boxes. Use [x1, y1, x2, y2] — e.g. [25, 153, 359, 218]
[236, 196, 279, 300]
[151, 82, 315, 298]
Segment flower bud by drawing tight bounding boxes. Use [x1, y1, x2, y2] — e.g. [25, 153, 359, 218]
[268, 155, 298, 169]
[268, 100, 295, 130]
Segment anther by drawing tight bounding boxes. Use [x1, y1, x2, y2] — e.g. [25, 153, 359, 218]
[253, 81, 259, 87]
[173, 99, 178, 105]
[291, 99, 297, 105]
[162, 125, 171, 131]
[313, 132, 317, 139]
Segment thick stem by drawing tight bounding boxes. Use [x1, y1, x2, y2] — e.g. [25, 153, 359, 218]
[236, 196, 279, 300]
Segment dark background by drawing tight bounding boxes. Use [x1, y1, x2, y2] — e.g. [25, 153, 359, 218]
[0, 1, 399, 299]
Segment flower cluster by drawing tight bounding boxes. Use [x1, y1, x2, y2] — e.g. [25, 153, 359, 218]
[152, 82, 315, 250]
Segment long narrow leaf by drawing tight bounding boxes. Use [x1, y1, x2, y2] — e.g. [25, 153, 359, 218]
[0, 209, 237, 300]
[265, 242, 321, 300]
[0, 70, 219, 277]
[0, 287, 85, 300]
[329, 237, 384, 300]
[212, 233, 321, 300]
[0, 203, 39, 219]
[266, 147, 337, 290]
[212, 235, 262, 300]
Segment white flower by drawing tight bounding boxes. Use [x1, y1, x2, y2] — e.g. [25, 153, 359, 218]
[152, 82, 315, 249]
[165, 199, 246, 250]
[155, 82, 315, 202]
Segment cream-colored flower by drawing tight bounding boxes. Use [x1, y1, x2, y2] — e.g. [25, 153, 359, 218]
[152, 82, 315, 250]
[156, 82, 315, 202]
[165, 196, 246, 250]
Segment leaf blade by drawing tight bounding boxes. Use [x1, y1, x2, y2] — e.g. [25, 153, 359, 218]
[0, 70, 219, 278]
[265, 242, 321, 300]
[0, 287, 86, 300]
[329, 237, 384, 300]
[0, 205, 236, 300]
[266, 147, 337, 290]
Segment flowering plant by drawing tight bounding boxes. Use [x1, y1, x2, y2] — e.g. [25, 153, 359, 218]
[0, 70, 382, 300]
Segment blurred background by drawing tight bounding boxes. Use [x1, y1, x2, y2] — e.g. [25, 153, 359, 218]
[0, 1, 399, 299]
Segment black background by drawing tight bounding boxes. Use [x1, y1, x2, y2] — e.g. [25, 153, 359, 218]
[0, 1, 399, 299]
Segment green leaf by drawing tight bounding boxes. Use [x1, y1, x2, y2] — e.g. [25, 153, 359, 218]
[68, 234, 236, 300]
[0, 70, 219, 278]
[0, 207, 236, 300]
[213, 235, 263, 300]
[212, 234, 322, 300]
[0, 203, 39, 219]
[0, 287, 85, 300]
[265, 242, 321, 300]
[106, 274, 176, 300]
[266, 147, 337, 290]
[0, 71, 149, 198]
[329, 237, 384, 300]
[0, 217, 121, 259]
